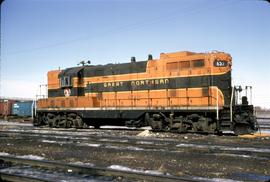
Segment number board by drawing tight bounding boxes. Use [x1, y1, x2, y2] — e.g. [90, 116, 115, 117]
[214, 60, 228, 67]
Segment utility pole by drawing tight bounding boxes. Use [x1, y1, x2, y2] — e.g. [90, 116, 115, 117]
[0, 0, 4, 97]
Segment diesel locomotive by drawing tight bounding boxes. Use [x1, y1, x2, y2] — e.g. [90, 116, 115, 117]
[34, 51, 257, 135]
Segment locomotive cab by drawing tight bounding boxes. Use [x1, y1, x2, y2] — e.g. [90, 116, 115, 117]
[58, 67, 85, 97]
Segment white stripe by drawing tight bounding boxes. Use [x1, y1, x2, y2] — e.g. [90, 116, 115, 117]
[37, 106, 223, 111]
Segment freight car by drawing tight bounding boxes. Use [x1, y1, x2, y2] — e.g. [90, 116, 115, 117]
[12, 101, 35, 117]
[0, 99, 35, 120]
[34, 51, 257, 135]
[0, 99, 15, 117]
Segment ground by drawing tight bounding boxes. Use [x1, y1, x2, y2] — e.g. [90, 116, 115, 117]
[0, 119, 269, 181]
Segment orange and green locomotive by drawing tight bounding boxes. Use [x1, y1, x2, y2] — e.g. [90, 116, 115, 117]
[34, 51, 257, 135]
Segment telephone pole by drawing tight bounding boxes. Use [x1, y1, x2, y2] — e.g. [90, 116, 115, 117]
[0, 0, 4, 97]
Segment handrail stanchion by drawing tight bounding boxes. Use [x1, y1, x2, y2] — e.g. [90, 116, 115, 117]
[230, 86, 234, 122]
[216, 87, 219, 120]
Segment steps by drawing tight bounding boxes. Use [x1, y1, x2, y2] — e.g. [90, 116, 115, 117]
[219, 110, 232, 131]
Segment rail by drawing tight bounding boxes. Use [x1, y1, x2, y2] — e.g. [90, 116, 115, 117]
[0, 156, 199, 182]
[0, 172, 47, 182]
[256, 117, 270, 120]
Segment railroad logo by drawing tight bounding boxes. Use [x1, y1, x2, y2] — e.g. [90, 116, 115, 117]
[103, 79, 170, 88]
[131, 78, 169, 87]
[64, 88, 71, 97]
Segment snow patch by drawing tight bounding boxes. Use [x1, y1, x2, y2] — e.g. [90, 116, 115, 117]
[105, 145, 144, 151]
[6, 129, 25, 132]
[0, 152, 10, 156]
[210, 153, 268, 160]
[0, 121, 32, 126]
[137, 130, 151, 137]
[0, 153, 45, 160]
[78, 143, 101, 147]
[98, 138, 116, 142]
[118, 139, 129, 143]
[126, 146, 144, 151]
[73, 137, 89, 140]
[108, 165, 164, 175]
[101, 126, 129, 129]
[136, 141, 154, 145]
[0, 166, 104, 182]
[99, 138, 128, 143]
[41, 139, 71, 145]
[191, 176, 242, 182]
[71, 161, 94, 167]
[176, 143, 270, 153]
[18, 155, 45, 160]
[41, 140, 57, 143]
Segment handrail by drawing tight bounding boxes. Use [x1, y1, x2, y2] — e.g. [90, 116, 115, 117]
[230, 86, 234, 122]
[216, 87, 219, 120]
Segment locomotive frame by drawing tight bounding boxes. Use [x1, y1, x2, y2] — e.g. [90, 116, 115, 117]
[34, 51, 257, 135]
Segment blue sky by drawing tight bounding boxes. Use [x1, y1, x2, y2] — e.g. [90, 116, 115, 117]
[1, 0, 270, 108]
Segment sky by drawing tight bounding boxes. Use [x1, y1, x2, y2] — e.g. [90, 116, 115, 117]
[1, 0, 270, 108]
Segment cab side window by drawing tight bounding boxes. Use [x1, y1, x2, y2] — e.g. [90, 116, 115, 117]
[180, 61, 190, 69]
[60, 76, 72, 87]
[166, 62, 179, 71]
[192, 59, 204, 68]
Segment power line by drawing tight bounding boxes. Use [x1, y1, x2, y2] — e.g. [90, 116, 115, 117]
[5, 0, 235, 56]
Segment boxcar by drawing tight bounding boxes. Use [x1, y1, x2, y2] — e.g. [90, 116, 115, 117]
[0, 100, 15, 117]
[12, 101, 34, 117]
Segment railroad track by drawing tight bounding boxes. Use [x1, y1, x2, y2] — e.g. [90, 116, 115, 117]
[256, 117, 270, 120]
[1, 120, 269, 137]
[0, 156, 198, 182]
[1, 121, 270, 181]
[1, 125, 269, 150]
[0, 121, 146, 132]
[0, 124, 146, 139]
[257, 118, 270, 130]
[1, 128, 270, 162]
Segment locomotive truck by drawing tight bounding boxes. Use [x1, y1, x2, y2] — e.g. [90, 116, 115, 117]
[34, 51, 257, 135]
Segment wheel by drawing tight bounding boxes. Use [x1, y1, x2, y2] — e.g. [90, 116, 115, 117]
[149, 118, 163, 131]
[52, 117, 59, 128]
[34, 114, 44, 126]
[178, 123, 187, 133]
[41, 114, 48, 126]
[74, 116, 84, 128]
[47, 114, 56, 127]
[57, 115, 67, 128]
